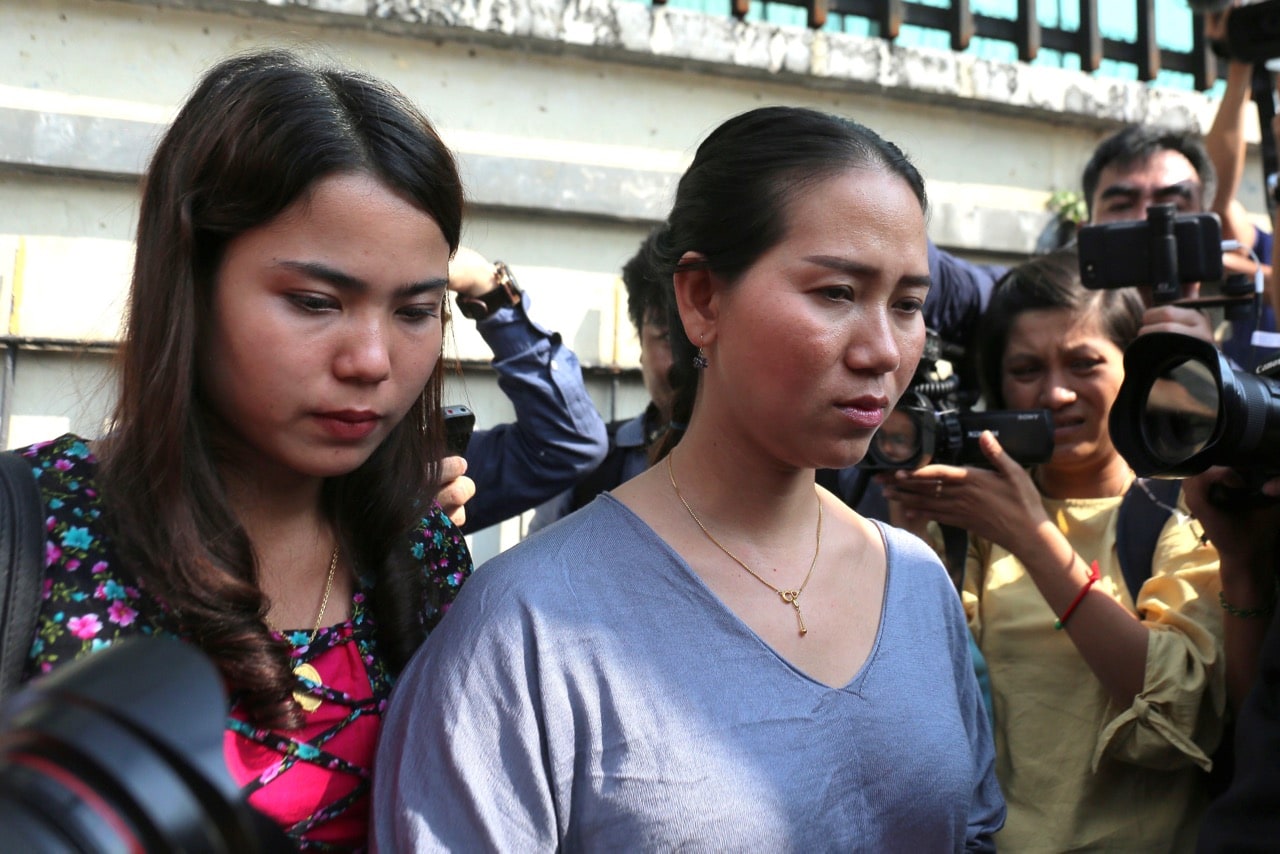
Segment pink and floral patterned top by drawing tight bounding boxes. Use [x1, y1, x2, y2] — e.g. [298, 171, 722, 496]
[16, 434, 473, 852]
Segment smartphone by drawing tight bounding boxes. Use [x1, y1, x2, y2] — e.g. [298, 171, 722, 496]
[1078, 211, 1223, 304]
[442, 404, 475, 455]
[1226, 3, 1280, 64]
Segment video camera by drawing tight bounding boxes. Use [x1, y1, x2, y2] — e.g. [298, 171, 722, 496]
[862, 329, 1054, 471]
[1192, 0, 1280, 64]
[0, 638, 292, 853]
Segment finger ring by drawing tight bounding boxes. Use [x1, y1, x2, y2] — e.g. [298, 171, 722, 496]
[934, 480, 943, 498]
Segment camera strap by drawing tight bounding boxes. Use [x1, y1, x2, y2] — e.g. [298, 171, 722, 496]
[1115, 477, 1183, 605]
[0, 450, 44, 702]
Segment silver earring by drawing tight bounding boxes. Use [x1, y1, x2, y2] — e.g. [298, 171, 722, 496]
[692, 348, 708, 369]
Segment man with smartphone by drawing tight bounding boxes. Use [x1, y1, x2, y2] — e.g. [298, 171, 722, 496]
[934, 121, 1261, 351]
[438, 247, 607, 533]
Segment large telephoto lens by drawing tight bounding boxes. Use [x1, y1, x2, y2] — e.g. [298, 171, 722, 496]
[0, 638, 291, 854]
[1141, 357, 1220, 468]
[1112, 332, 1280, 476]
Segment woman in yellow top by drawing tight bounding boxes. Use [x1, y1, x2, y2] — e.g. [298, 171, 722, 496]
[884, 247, 1225, 851]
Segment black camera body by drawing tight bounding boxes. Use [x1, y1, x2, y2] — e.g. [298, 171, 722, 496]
[1078, 205, 1223, 304]
[0, 638, 291, 853]
[862, 400, 1054, 471]
[861, 330, 1054, 472]
[1225, 0, 1280, 63]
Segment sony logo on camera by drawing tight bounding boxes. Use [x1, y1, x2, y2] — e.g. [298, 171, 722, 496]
[865, 406, 1054, 471]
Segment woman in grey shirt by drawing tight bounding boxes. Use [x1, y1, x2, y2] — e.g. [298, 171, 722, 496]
[372, 106, 1005, 852]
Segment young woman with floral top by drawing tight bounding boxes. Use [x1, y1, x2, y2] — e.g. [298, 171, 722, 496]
[9, 49, 472, 851]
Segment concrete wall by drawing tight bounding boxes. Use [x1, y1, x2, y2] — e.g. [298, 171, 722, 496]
[1, 0, 1263, 559]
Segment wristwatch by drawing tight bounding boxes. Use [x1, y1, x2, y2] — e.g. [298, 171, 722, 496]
[456, 261, 523, 321]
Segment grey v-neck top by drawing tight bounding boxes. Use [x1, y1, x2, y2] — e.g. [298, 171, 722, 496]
[373, 494, 1004, 852]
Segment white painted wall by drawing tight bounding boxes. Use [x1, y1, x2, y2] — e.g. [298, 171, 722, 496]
[0, 0, 1266, 560]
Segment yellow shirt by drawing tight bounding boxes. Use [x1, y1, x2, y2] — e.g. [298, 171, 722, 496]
[963, 492, 1225, 852]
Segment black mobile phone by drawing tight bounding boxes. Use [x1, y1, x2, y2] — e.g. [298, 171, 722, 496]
[1077, 208, 1223, 304]
[442, 404, 475, 455]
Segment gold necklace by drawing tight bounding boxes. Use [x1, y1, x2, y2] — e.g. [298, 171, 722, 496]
[666, 453, 822, 636]
[265, 544, 340, 713]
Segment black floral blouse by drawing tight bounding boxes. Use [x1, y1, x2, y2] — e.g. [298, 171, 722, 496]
[14, 434, 473, 851]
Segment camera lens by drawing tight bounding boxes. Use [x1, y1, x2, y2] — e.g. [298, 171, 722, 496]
[0, 638, 292, 854]
[1112, 332, 1280, 477]
[871, 409, 922, 466]
[1140, 358, 1220, 467]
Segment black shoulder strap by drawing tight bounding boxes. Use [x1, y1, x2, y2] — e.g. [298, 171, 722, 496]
[1116, 477, 1181, 604]
[0, 450, 44, 701]
[570, 419, 631, 512]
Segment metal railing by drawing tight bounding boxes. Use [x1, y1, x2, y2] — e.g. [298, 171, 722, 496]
[652, 0, 1218, 90]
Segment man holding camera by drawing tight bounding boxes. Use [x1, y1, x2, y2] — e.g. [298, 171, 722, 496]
[1078, 124, 1241, 340]
[936, 117, 1268, 357]
[529, 229, 675, 532]
[1184, 7, 1280, 849]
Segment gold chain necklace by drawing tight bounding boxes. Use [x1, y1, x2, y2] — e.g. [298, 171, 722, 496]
[666, 453, 822, 636]
[265, 544, 340, 713]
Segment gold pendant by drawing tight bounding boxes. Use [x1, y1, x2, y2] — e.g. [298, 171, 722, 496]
[779, 590, 807, 635]
[293, 662, 323, 713]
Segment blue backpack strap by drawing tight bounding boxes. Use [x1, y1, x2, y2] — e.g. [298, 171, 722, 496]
[1115, 477, 1237, 795]
[1115, 477, 1181, 605]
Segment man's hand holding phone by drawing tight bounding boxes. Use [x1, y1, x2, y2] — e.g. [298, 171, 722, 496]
[436, 455, 475, 528]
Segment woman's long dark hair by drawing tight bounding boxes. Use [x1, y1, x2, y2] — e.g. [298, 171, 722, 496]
[101, 49, 464, 729]
[976, 246, 1144, 410]
[645, 106, 928, 462]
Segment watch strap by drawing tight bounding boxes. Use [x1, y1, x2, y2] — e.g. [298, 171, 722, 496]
[456, 261, 522, 320]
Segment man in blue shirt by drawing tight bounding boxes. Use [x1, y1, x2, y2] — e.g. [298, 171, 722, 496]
[445, 247, 607, 533]
[530, 231, 672, 530]
[932, 121, 1273, 358]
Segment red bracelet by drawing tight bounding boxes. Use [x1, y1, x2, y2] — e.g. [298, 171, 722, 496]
[1054, 559, 1100, 631]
